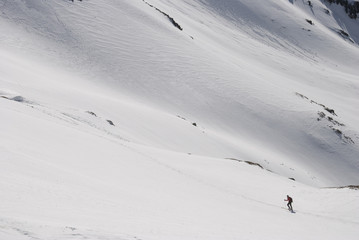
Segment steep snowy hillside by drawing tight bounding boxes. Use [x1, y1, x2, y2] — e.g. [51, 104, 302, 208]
[323, 0, 359, 42]
[1, 0, 359, 239]
[3, 0, 359, 186]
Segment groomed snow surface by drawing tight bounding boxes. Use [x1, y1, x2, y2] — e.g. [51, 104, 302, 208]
[1, 0, 359, 239]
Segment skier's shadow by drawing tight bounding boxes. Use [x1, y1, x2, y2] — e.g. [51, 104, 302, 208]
[282, 207, 296, 213]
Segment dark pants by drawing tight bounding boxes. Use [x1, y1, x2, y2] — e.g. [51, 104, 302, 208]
[287, 202, 293, 211]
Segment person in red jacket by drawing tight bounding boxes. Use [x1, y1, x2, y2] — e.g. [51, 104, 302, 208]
[284, 195, 293, 211]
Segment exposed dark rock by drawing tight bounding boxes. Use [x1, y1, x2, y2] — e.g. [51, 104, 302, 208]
[142, 0, 183, 31]
[324, 0, 359, 19]
[330, 185, 359, 190]
[324, 107, 337, 116]
[226, 158, 264, 169]
[296, 92, 353, 144]
[244, 161, 264, 169]
[86, 111, 97, 117]
[306, 19, 314, 25]
[106, 120, 115, 126]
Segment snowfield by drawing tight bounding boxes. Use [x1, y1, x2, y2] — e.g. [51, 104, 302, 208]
[1, 0, 359, 239]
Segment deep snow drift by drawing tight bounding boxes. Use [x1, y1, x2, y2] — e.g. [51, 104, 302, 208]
[1, 0, 359, 239]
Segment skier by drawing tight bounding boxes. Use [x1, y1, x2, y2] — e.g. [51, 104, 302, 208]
[284, 195, 293, 211]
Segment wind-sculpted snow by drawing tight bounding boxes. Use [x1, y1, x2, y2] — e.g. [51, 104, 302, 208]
[0, 0, 359, 239]
[1, 0, 359, 191]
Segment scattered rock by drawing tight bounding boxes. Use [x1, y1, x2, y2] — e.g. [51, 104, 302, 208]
[324, 107, 337, 116]
[336, 29, 354, 43]
[330, 127, 354, 144]
[86, 111, 97, 117]
[244, 160, 264, 169]
[142, 0, 183, 31]
[226, 158, 264, 169]
[324, 0, 359, 19]
[306, 19, 314, 25]
[11, 96, 25, 102]
[295, 92, 309, 100]
[317, 112, 344, 126]
[1, 95, 27, 103]
[296, 92, 354, 144]
[332, 185, 359, 190]
[339, 29, 349, 37]
[317, 111, 326, 121]
[106, 120, 115, 126]
[177, 115, 186, 120]
[296, 93, 338, 117]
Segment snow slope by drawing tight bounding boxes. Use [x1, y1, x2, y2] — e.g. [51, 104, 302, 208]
[1, 0, 359, 239]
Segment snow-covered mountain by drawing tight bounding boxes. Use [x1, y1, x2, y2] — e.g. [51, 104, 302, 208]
[1, 0, 358, 239]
